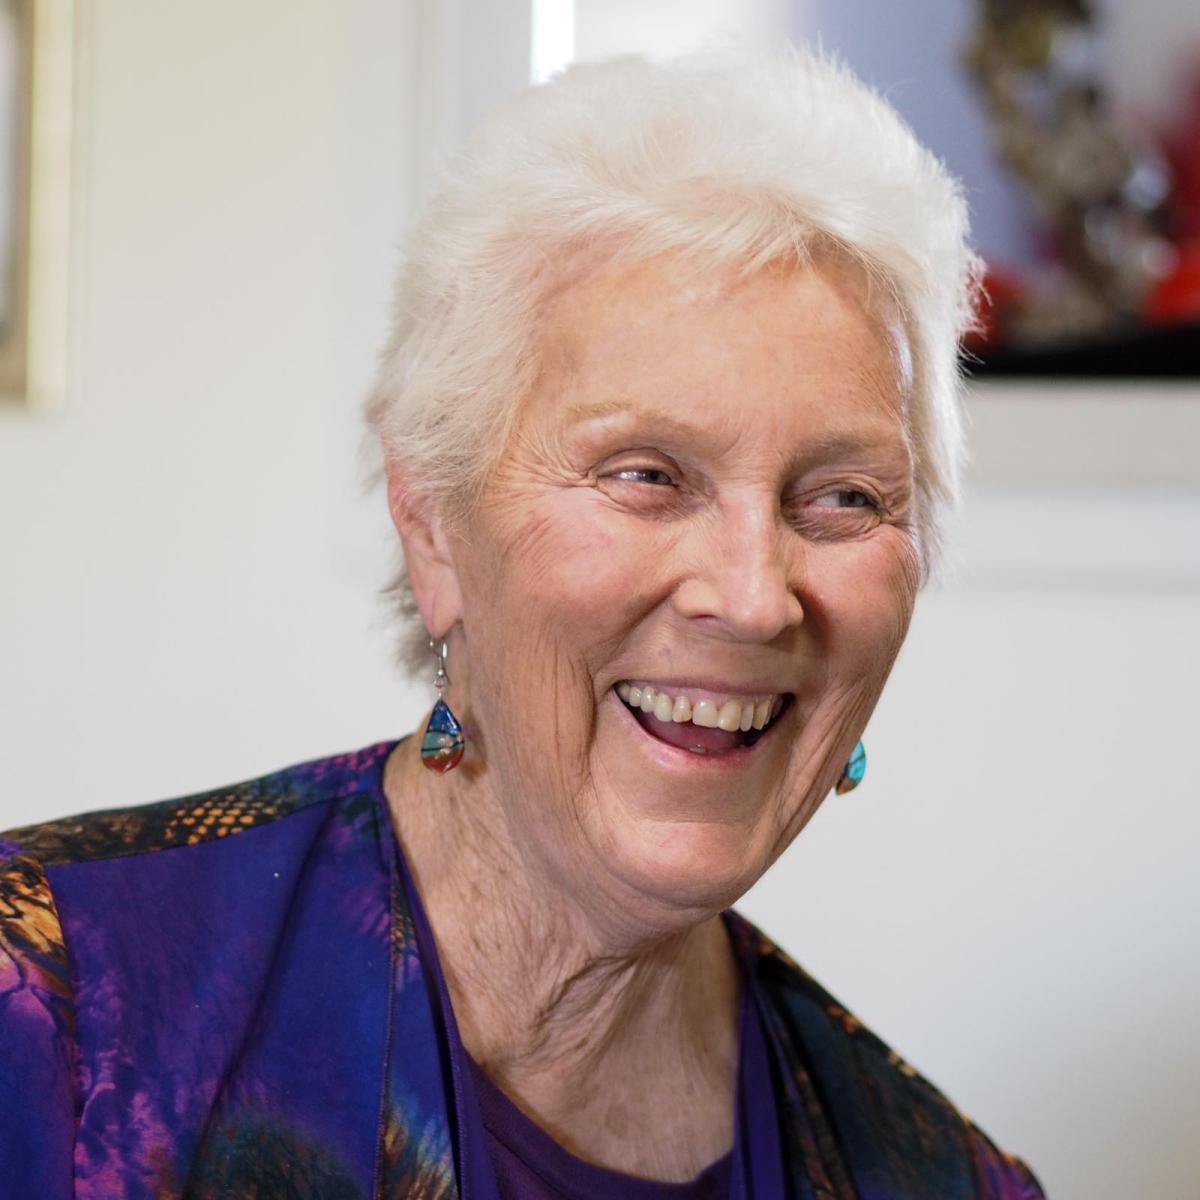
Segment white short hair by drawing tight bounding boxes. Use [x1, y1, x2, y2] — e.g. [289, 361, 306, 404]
[367, 49, 981, 679]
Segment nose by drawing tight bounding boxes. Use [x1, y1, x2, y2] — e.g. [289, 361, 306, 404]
[672, 493, 804, 644]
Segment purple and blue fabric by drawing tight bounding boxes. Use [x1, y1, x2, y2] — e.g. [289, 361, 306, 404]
[0, 741, 1045, 1198]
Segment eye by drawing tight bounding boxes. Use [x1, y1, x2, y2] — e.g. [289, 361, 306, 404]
[610, 467, 676, 487]
[787, 486, 886, 542]
[810, 489, 879, 509]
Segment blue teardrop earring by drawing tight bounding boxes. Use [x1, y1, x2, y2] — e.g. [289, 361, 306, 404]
[420, 635, 465, 774]
[836, 740, 867, 794]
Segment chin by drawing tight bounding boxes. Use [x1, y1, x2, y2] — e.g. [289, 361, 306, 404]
[582, 689, 800, 918]
[597, 814, 773, 923]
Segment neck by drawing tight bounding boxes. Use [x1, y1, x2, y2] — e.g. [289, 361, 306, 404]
[383, 734, 741, 1180]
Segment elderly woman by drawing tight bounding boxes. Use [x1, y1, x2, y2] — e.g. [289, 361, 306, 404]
[0, 52, 1042, 1199]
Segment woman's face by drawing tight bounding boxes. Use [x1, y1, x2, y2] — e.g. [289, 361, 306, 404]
[415, 253, 920, 927]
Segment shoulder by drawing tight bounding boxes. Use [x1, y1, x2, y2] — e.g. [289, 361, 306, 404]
[1, 741, 397, 871]
[0, 742, 401, 1192]
[728, 911, 1045, 1199]
[0, 740, 396, 1063]
[0, 740, 398, 997]
[0, 738, 397, 991]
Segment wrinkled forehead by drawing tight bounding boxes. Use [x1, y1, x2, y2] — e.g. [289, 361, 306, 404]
[537, 246, 913, 414]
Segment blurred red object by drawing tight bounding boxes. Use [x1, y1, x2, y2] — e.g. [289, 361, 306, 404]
[1161, 55, 1200, 243]
[1145, 242, 1200, 324]
[964, 265, 1026, 350]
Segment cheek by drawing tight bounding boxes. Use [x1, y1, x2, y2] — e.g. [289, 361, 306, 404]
[465, 491, 668, 679]
[807, 535, 919, 680]
[531, 493, 667, 609]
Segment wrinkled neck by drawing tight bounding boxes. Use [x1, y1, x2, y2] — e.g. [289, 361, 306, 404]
[383, 734, 740, 1126]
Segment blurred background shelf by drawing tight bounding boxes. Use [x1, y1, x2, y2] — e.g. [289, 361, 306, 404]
[965, 378, 1200, 488]
[955, 380, 1200, 591]
[966, 324, 1200, 379]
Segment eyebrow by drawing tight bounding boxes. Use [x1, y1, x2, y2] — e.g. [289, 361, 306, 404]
[564, 399, 908, 460]
[565, 399, 701, 441]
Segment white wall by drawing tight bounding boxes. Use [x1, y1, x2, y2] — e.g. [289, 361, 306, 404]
[575, 0, 795, 61]
[2, 5, 1199, 1198]
[0, 0, 427, 813]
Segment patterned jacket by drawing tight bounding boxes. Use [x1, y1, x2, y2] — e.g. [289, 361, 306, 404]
[0, 742, 1044, 1198]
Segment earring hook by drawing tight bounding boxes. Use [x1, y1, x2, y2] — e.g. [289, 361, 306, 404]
[428, 634, 450, 693]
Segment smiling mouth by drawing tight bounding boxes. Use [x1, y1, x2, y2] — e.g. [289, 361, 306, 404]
[614, 687, 794, 756]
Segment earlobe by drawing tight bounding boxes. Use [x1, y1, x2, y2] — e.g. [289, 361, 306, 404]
[385, 466, 465, 638]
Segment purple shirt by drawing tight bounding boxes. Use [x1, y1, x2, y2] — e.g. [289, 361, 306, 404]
[467, 1054, 733, 1200]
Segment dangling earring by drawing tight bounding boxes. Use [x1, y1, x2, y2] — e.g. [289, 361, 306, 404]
[835, 740, 866, 794]
[420, 635, 465, 773]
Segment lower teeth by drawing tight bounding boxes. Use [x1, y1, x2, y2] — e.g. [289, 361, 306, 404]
[689, 745, 708, 755]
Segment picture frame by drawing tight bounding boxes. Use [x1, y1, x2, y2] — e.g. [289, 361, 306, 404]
[0, 0, 72, 409]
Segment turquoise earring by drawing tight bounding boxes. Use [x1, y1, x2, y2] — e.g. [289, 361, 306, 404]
[836, 740, 866, 794]
[420, 636, 465, 774]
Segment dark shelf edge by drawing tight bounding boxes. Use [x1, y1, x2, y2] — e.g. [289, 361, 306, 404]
[962, 321, 1200, 380]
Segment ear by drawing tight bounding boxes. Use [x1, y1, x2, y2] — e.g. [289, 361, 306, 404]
[385, 461, 465, 639]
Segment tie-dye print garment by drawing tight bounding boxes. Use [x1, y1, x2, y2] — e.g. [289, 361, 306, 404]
[0, 741, 1045, 1198]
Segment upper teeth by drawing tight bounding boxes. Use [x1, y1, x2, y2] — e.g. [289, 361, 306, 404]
[615, 683, 781, 732]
